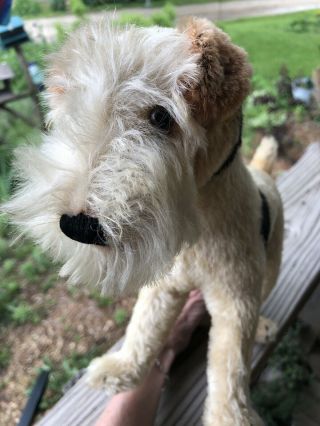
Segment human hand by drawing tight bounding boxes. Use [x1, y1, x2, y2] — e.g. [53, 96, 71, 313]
[164, 289, 208, 357]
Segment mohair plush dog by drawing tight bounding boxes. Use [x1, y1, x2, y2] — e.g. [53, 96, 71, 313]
[3, 17, 283, 426]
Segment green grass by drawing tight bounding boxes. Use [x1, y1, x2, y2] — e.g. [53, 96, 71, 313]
[8, 302, 41, 325]
[221, 11, 320, 82]
[113, 308, 128, 325]
[38, 347, 105, 410]
[89, 290, 113, 308]
[0, 347, 11, 369]
[17, 0, 234, 19]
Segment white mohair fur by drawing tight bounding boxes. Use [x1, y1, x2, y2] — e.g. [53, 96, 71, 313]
[4, 22, 202, 295]
[2, 18, 283, 426]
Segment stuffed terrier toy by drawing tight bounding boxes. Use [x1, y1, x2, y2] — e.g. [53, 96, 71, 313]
[3, 17, 283, 426]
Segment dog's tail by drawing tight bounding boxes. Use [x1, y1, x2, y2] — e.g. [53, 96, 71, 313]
[250, 136, 278, 175]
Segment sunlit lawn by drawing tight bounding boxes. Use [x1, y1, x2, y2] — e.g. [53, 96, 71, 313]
[221, 10, 320, 81]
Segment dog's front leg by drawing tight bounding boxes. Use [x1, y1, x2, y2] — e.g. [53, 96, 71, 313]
[86, 285, 187, 394]
[202, 282, 264, 426]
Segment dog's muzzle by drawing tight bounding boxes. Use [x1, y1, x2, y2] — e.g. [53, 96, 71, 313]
[60, 213, 108, 246]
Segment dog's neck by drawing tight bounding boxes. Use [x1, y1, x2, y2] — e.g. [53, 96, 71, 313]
[195, 112, 243, 187]
[197, 113, 259, 223]
[211, 113, 243, 178]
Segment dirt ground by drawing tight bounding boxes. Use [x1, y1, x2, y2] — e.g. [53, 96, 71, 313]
[0, 281, 135, 426]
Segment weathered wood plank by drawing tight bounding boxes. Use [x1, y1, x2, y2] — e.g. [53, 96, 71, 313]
[37, 142, 320, 426]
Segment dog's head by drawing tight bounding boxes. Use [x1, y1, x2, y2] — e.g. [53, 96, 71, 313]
[3, 18, 251, 295]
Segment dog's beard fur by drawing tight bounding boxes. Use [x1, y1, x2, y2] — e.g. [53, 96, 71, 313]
[3, 22, 205, 295]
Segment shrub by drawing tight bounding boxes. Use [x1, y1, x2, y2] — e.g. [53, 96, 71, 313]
[3, 259, 17, 275]
[55, 19, 85, 44]
[13, 0, 42, 17]
[289, 15, 320, 33]
[0, 348, 11, 370]
[114, 308, 128, 325]
[20, 260, 38, 280]
[8, 302, 40, 325]
[117, 3, 176, 28]
[162, 2, 176, 23]
[32, 247, 51, 272]
[117, 13, 152, 28]
[152, 10, 173, 28]
[0, 280, 20, 322]
[253, 323, 312, 426]
[41, 275, 57, 292]
[0, 237, 9, 259]
[90, 290, 113, 308]
[50, 0, 67, 12]
[70, 0, 87, 17]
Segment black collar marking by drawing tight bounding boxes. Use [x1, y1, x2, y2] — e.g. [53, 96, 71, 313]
[208, 113, 270, 246]
[259, 190, 271, 246]
[213, 113, 243, 177]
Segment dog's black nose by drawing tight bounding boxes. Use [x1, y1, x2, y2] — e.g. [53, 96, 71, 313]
[60, 213, 108, 246]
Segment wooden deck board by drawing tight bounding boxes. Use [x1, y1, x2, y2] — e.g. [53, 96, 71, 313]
[37, 142, 320, 426]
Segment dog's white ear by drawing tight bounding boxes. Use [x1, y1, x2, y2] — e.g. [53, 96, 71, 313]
[179, 18, 252, 124]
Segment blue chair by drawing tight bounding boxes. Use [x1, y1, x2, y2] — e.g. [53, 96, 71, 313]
[0, 16, 29, 50]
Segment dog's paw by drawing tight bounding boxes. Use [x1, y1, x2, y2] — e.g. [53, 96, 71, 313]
[255, 316, 278, 344]
[86, 353, 143, 394]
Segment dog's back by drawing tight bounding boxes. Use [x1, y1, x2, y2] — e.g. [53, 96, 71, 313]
[249, 137, 284, 301]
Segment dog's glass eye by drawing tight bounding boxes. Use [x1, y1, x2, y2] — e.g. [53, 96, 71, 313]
[149, 106, 173, 133]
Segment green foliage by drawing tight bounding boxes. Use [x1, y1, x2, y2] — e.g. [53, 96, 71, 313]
[0, 196, 56, 328]
[0, 347, 11, 370]
[253, 323, 312, 426]
[18, 250, 52, 279]
[55, 23, 68, 45]
[113, 308, 128, 325]
[289, 12, 320, 33]
[0, 280, 20, 321]
[162, 2, 175, 21]
[222, 11, 320, 81]
[13, 0, 42, 16]
[55, 19, 86, 45]
[293, 104, 308, 122]
[242, 66, 311, 153]
[3, 259, 17, 275]
[117, 3, 176, 28]
[14, 242, 35, 260]
[246, 103, 287, 131]
[70, 0, 87, 17]
[0, 42, 52, 210]
[82, 0, 232, 10]
[90, 290, 113, 308]
[269, 323, 312, 388]
[39, 347, 103, 409]
[152, 2, 176, 27]
[32, 247, 52, 272]
[0, 237, 9, 258]
[0, 174, 11, 202]
[0, 215, 8, 238]
[8, 302, 41, 324]
[50, 0, 67, 12]
[20, 260, 38, 280]
[117, 13, 152, 27]
[41, 275, 57, 292]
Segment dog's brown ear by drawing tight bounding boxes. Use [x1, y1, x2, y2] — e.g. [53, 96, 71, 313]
[179, 18, 252, 124]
